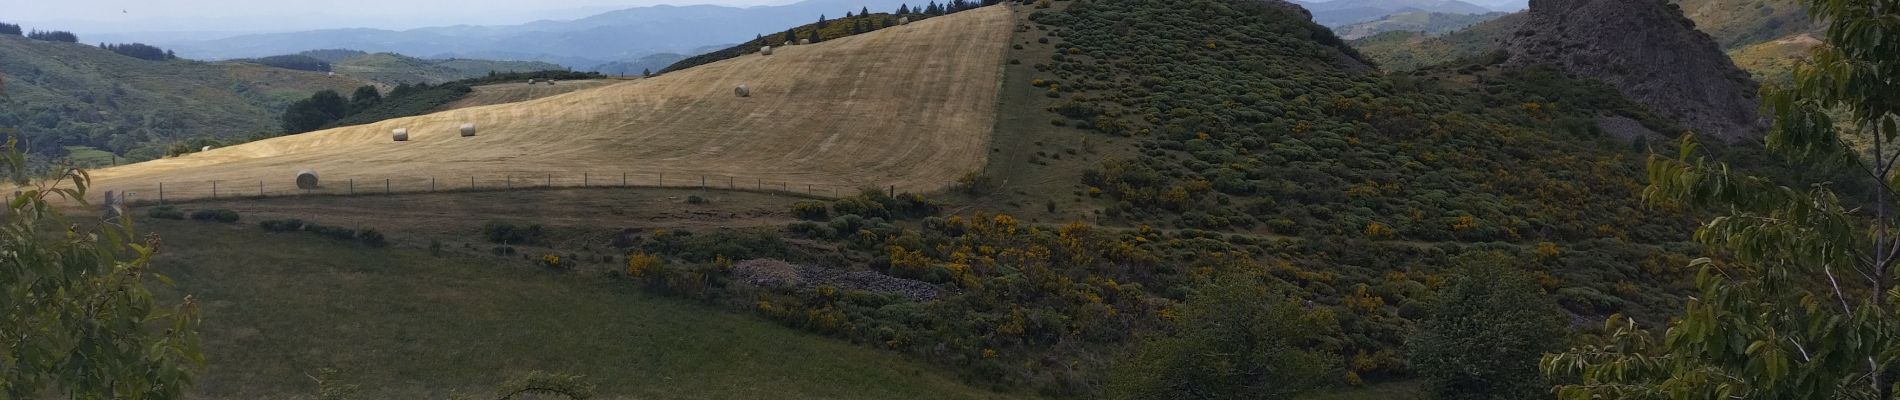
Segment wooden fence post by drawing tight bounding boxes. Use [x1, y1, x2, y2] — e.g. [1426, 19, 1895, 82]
[431, 177, 436, 192]
[584, 173, 589, 187]
[385, 178, 390, 194]
[547, 173, 552, 187]
[158, 182, 164, 203]
[212, 181, 218, 199]
[349, 179, 354, 195]
[259, 180, 264, 196]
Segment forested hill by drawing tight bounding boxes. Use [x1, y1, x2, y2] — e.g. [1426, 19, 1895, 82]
[0, 33, 366, 163]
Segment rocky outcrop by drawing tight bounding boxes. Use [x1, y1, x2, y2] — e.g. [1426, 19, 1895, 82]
[1505, 0, 1767, 141]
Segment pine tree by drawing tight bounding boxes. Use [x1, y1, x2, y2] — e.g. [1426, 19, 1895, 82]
[862, 6, 870, 16]
[817, 14, 828, 29]
[641, 68, 651, 77]
[782, 29, 796, 44]
[897, 4, 910, 15]
[807, 30, 821, 44]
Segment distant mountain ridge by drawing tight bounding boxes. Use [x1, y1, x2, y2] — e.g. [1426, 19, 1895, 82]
[1294, 0, 1497, 26]
[143, 0, 920, 70]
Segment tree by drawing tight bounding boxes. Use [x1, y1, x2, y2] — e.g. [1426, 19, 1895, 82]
[641, 68, 650, 77]
[347, 85, 381, 114]
[1108, 276, 1341, 399]
[898, 4, 911, 15]
[1542, 1, 1900, 398]
[817, 14, 828, 29]
[861, 6, 871, 16]
[280, 90, 348, 134]
[1409, 253, 1565, 400]
[0, 139, 204, 398]
[808, 30, 821, 44]
[0, 22, 21, 36]
[781, 29, 796, 44]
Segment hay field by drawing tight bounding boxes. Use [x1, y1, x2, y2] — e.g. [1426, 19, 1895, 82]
[438, 79, 621, 110]
[86, 6, 1011, 202]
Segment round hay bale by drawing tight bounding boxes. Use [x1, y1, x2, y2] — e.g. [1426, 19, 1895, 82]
[898, 17, 910, 25]
[784, 40, 793, 46]
[799, 38, 811, 45]
[760, 45, 773, 56]
[392, 128, 409, 142]
[200, 146, 212, 152]
[296, 170, 320, 189]
[734, 85, 751, 98]
[460, 123, 477, 137]
[527, 78, 538, 84]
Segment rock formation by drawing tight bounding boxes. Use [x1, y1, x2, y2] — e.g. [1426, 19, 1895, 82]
[1505, 0, 1767, 140]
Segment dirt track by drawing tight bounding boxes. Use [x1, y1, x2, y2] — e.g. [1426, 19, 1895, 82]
[84, 6, 1011, 202]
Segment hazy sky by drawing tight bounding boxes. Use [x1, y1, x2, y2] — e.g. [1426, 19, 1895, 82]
[14, 0, 796, 33]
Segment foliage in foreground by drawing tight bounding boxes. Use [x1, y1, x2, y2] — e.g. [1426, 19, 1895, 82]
[0, 140, 203, 398]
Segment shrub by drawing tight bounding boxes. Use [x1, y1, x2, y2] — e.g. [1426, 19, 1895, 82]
[482, 221, 546, 245]
[258, 219, 307, 232]
[686, 195, 709, 204]
[792, 200, 830, 220]
[359, 229, 388, 248]
[146, 206, 184, 220]
[188, 209, 239, 223]
[304, 223, 357, 241]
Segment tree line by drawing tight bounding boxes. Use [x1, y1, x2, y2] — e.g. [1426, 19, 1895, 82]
[98, 42, 177, 61]
[25, 30, 77, 43]
[0, 22, 21, 36]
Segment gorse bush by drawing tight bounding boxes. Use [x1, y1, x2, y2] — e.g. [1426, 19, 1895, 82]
[147, 205, 185, 220]
[358, 229, 388, 248]
[482, 221, 546, 245]
[189, 208, 240, 223]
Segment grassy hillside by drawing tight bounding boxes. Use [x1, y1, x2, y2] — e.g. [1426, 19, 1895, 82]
[331, 52, 567, 85]
[0, 34, 367, 161]
[1671, 0, 1815, 49]
[1727, 33, 1820, 85]
[138, 213, 1027, 399]
[86, 7, 1013, 204]
[1333, 11, 1508, 40]
[1350, 12, 1520, 71]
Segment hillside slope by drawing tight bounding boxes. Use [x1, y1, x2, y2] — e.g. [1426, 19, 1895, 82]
[0, 35, 367, 160]
[333, 53, 567, 85]
[1334, 11, 1508, 39]
[437, 79, 621, 110]
[87, 6, 1013, 201]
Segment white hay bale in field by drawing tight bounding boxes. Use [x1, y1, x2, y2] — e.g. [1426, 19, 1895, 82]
[527, 78, 538, 84]
[784, 40, 793, 46]
[201, 146, 212, 152]
[460, 123, 477, 137]
[296, 170, 320, 189]
[760, 46, 773, 55]
[898, 17, 909, 25]
[735, 84, 751, 98]
[799, 38, 811, 45]
[392, 128, 409, 142]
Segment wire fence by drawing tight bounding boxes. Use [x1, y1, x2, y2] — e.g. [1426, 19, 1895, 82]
[107, 171, 943, 206]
